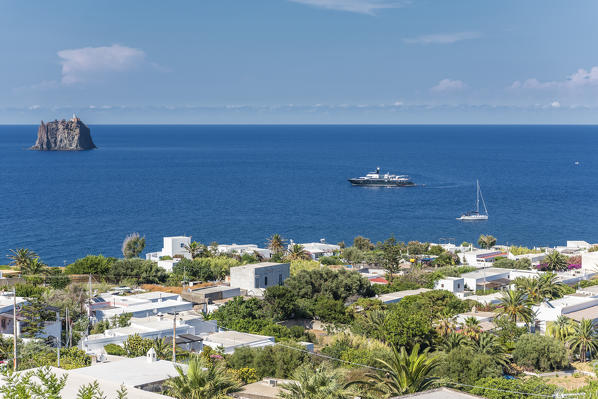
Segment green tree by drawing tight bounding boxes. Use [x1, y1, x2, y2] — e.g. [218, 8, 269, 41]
[512, 333, 569, 371]
[280, 364, 354, 399]
[477, 235, 497, 249]
[547, 315, 573, 341]
[440, 332, 466, 352]
[496, 289, 534, 323]
[121, 232, 145, 258]
[434, 347, 502, 385]
[21, 257, 47, 275]
[379, 306, 435, 350]
[264, 285, 297, 320]
[0, 366, 67, 399]
[353, 236, 374, 251]
[110, 258, 167, 284]
[122, 334, 154, 357]
[543, 250, 569, 272]
[65, 255, 116, 275]
[353, 344, 438, 396]
[184, 241, 207, 259]
[287, 244, 310, 261]
[568, 318, 598, 362]
[341, 247, 364, 265]
[163, 356, 242, 399]
[267, 234, 286, 255]
[379, 238, 404, 282]
[7, 248, 38, 269]
[19, 298, 56, 338]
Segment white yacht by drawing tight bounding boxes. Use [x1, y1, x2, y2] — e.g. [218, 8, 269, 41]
[457, 180, 488, 221]
[348, 167, 415, 187]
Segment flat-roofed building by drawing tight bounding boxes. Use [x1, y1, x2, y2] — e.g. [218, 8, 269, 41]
[377, 288, 431, 304]
[230, 262, 290, 295]
[202, 331, 275, 354]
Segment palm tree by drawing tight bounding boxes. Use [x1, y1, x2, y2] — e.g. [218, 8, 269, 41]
[435, 313, 456, 338]
[286, 244, 310, 261]
[515, 277, 542, 303]
[496, 290, 534, 324]
[441, 332, 466, 352]
[20, 257, 47, 275]
[163, 355, 242, 399]
[7, 248, 38, 269]
[352, 344, 439, 396]
[568, 319, 598, 362]
[548, 315, 573, 341]
[152, 338, 170, 360]
[121, 233, 146, 258]
[537, 272, 566, 300]
[544, 250, 569, 272]
[461, 317, 482, 340]
[470, 332, 509, 368]
[477, 235, 497, 249]
[280, 364, 354, 399]
[184, 241, 206, 259]
[267, 234, 286, 255]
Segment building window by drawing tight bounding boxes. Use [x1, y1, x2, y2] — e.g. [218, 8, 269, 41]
[457, 284, 461, 288]
[264, 276, 268, 286]
[279, 274, 283, 285]
[440, 284, 444, 288]
[180, 243, 185, 248]
[1, 319, 5, 329]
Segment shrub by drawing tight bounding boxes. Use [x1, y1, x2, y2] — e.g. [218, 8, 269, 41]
[319, 256, 343, 266]
[512, 333, 570, 371]
[104, 343, 127, 356]
[64, 254, 116, 275]
[435, 347, 502, 385]
[470, 377, 556, 399]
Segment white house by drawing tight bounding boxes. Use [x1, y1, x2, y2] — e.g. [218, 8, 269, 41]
[435, 277, 465, 296]
[377, 288, 431, 304]
[459, 249, 509, 267]
[230, 262, 290, 295]
[146, 236, 192, 271]
[81, 312, 217, 354]
[460, 268, 511, 291]
[294, 241, 340, 260]
[533, 294, 598, 333]
[95, 297, 193, 321]
[202, 331, 275, 354]
[217, 244, 271, 260]
[582, 252, 598, 273]
[0, 292, 61, 341]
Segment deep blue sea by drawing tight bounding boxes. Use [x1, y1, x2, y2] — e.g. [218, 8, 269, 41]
[1, 125, 597, 265]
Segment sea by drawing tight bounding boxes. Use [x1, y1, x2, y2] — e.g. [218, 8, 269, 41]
[1, 124, 597, 265]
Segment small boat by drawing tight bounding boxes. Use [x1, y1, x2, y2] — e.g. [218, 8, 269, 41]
[457, 180, 488, 221]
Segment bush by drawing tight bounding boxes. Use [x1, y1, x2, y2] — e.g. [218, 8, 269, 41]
[435, 347, 502, 385]
[226, 345, 314, 379]
[470, 377, 556, 399]
[104, 343, 127, 356]
[64, 255, 116, 275]
[319, 256, 343, 266]
[110, 258, 168, 284]
[512, 333, 570, 371]
[14, 283, 47, 298]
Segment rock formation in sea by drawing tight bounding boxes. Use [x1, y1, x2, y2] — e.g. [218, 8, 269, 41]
[30, 114, 96, 151]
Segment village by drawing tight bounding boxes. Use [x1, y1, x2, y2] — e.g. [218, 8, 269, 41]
[2, 235, 598, 398]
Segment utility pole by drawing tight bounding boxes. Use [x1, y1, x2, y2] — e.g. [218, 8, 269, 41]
[56, 311, 61, 368]
[172, 312, 177, 363]
[12, 287, 17, 372]
[88, 274, 93, 318]
[65, 307, 70, 348]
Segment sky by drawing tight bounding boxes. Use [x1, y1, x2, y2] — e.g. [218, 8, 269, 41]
[2, 0, 598, 124]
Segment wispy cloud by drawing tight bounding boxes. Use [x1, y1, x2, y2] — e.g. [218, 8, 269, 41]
[288, 0, 409, 15]
[431, 78, 466, 92]
[404, 31, 481, 45]
[57, 44, 145, 84]
[510, 66, 598, 90]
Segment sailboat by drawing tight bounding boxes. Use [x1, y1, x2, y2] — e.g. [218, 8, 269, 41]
[457, 180, 488, 221]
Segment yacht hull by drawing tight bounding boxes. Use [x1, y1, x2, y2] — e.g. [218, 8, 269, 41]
[348, 179, 415, 187]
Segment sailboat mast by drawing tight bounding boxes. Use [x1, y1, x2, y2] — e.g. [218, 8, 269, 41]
[476, 180, 480, 213]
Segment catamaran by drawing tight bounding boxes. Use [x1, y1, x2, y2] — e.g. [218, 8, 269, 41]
[457, 180, 488, 221]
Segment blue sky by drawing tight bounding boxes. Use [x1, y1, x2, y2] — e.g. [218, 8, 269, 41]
[2, 0, 598, 123]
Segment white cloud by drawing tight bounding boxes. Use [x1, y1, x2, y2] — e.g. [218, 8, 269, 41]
[404, 31, 481, 44]
[393, 101, 403, 106]
[57, 44, 145, 84]
[28, 105, 40, 110]
[510, 66, 598, 90]
[551, 101, 561, 108]
[288, 0, 408, 15]
[431, 78, 466, 92]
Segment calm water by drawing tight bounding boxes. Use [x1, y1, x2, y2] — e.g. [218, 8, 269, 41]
[1, 125, 597, 265]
